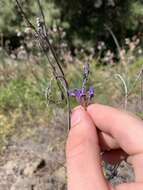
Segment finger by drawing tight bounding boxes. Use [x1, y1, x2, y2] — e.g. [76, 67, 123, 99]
[98, 131, 120, 151]
[115, 183, 143, 190]
[87, 104, 143, 155]
[66, 106, 108, 190]
[102, 149, 128, 164]
[127, 153, 143, 182]
[87, 104, 143, 182]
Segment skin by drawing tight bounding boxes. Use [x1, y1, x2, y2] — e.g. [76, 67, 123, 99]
[66, 104, 143, 190]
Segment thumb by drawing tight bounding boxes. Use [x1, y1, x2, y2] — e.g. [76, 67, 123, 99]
[66, 106, 108, 190]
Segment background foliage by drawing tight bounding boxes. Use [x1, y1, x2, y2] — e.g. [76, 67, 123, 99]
[0, 0, 143, 151]
[0, 0, 143, 50]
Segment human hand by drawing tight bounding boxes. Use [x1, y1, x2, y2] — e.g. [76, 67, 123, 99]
[66, 104, 143, 190]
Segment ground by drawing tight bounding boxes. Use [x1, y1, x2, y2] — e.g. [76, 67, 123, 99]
[0, 108, 135, 190]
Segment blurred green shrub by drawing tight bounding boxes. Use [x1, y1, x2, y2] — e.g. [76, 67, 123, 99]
[53, 0, 143, 47]
[0, 0, 61, 33]
[0, 0, 143, 50]
[0, 79, 45, 112]
[0, 53, 143, 150]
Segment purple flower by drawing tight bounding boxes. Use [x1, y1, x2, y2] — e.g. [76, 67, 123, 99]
[68, 86, 94, 106]
[77, 89, 86, 101]
[68, 63, 94, 107]
[88, 86, 94, 99]
[68, 88, 86, 101]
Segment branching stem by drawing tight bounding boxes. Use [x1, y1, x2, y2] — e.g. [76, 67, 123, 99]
[115, 74, 128, 110]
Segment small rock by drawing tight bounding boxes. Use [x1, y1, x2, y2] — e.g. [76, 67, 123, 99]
[117, 161, 134, 182]
[3, 161, 17, 175]
[53, 166, 66, 183]
[10, 177, 34, 190]
[23, 158, 46, 177]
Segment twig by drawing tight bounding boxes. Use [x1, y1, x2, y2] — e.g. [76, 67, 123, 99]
[115, 74, 128, 110]
[105, 25, 121, 59]
[118, 66, 143, 108]
[105, 25, 127, 72]
[36, 0, 46, 27]
[128, 66, 143, 97]
[15, 0, 36, 31]
[36, 0, 71, 129]
[36, 0, 65, 78]
[15, 0, 71, 130]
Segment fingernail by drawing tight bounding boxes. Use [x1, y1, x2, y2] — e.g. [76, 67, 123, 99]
[71, 106, 84, 127]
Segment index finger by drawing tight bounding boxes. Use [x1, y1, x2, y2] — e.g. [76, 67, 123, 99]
[87, 104, 143, 156]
